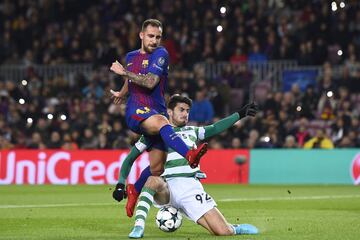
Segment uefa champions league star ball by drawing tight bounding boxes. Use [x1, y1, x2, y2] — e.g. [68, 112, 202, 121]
[155, 206, 182, 232]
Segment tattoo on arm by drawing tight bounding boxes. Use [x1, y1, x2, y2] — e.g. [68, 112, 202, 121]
[125, 71, 160, 89]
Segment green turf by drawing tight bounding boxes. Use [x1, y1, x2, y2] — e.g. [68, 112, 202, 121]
[0, 185, 359, 240]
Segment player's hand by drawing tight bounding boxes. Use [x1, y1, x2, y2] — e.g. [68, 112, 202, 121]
[112, 183, 127, 202]
[237, 102, 259, 119]
[110, 89, 125, 105]
[110, 60, 126, 76]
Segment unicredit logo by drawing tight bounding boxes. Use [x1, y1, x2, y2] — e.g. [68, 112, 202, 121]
[351, 153, 360, 185]
[0, 150, 149, 185]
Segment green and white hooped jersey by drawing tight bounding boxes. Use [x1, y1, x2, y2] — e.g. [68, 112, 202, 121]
[134, 126, 206, 179]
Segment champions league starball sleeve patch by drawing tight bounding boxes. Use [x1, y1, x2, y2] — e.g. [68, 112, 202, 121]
[151, 57, 166, 71]
[148, 48, 168, 75]
[157, 57, 165, 66]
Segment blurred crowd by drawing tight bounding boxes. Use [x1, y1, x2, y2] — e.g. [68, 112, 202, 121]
[0, 0, 360, 150]
[1, 62, 359, 150]
[1, 0, 360, 66]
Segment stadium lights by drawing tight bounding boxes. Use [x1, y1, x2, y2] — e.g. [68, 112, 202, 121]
[19, 98, 25, 104]
[60, 114, 67, 121]
[337, 49, 343, 56]
[331, 2, 337, 11]
[21, 80, 28, 86]
[27, 118, 33, 124]
[296, 106, 302, 112]
[47, 113, 54, 120]
[216, 25, 223, 32]
[220, 6, 227, 14]
[327, 91, 333, 98]
[264, 136, 270, 142]
[340, 2, 345, 8]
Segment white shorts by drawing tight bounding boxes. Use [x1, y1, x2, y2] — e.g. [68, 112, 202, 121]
[154, 177, 216, 222]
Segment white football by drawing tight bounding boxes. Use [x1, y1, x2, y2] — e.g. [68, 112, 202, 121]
[155, 206, 182, 232]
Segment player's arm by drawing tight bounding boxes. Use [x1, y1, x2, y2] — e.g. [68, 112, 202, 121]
[110, 80, 128, 104]
[202, 113, 240, 139]
[124, 71, 160, 89]
[201, 103, 259, 139]
[111, 48, 168, 90]
[111, 61, 160, 89]
[113, 136, 147, 202]
[120, 79, 129, 95]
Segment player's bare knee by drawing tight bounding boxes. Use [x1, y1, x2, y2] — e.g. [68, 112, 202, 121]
[144, 176, 162, 189]
[156, 115, 170, 128]
[143, 115, 169, 134]
[150, 164, 164, 176]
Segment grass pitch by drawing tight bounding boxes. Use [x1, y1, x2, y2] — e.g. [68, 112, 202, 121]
[0, 185, 359, 240]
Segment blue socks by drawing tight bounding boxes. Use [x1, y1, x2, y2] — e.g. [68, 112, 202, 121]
[159, 124, 189, 157]
[134, 166, 151, 193]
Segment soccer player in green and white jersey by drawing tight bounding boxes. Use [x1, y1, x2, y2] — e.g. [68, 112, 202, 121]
[112, 94, 259, 238]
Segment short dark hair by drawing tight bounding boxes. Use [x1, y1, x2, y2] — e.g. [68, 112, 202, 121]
[142, 19, 163, 31]
[167, 94, 192, 110]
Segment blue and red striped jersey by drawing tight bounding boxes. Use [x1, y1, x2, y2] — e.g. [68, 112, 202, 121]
[125, 46, 169, 112]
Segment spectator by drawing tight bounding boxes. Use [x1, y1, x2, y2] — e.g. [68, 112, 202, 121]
[98, 133, 111, 149]
[27, 132, 46, 149]
[81, 128, 98, 149]
[189, 90, 214, 124]
[231, 137, 243, 149]
[248, 43, 268, 63]
[0, 135, 14, 149]
[47, 131, 62, 149]
[304, 129, 334, 149]
[61, 133, 79, 150]
[283, 135, 298, 148]
[300, 85, 318, 119]
[292, 117, 311, 147]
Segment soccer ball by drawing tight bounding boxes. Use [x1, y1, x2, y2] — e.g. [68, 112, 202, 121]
[155, 206, 182, 232]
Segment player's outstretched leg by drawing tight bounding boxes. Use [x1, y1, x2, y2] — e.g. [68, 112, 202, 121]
[126, 184, 140, 217]
[159, 125, 190, 156]
[128, 187, 156, 238]
[232, 224, 259, 235]
[134, 166, 151, 194]
[186, 142, 208, 168]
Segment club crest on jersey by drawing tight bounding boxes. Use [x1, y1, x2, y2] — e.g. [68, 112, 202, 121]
[157, 57, 165, 66]
[142, 60, 148, 68]
[136, 107, 150, 114]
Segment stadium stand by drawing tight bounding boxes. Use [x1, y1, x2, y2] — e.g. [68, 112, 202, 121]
[0, 0, 359, 149]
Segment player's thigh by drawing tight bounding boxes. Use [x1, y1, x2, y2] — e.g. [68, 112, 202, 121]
[126, 106, 167, 135]
[149, 148, 167, 176]
[198, 207, 233, 236]
[175, 179, 216, 222]
[141, 114, 169, 134]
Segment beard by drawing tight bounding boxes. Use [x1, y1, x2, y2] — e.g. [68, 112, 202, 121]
[173, 118, 187, 127]
[144, 44, 157, 53]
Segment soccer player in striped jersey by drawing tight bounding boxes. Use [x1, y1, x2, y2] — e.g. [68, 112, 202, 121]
[115, 94, 258, 238]
[110, 19, 207, 201]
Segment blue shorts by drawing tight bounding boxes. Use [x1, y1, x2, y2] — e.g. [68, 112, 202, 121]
[126, 105, 168, 151]
[142, 134, 167, 152]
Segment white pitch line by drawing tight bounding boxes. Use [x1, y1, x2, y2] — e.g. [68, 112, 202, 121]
[218, 194, 360, 202]
[0, 202, 116, 209]
[1, 195, 360, 209]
